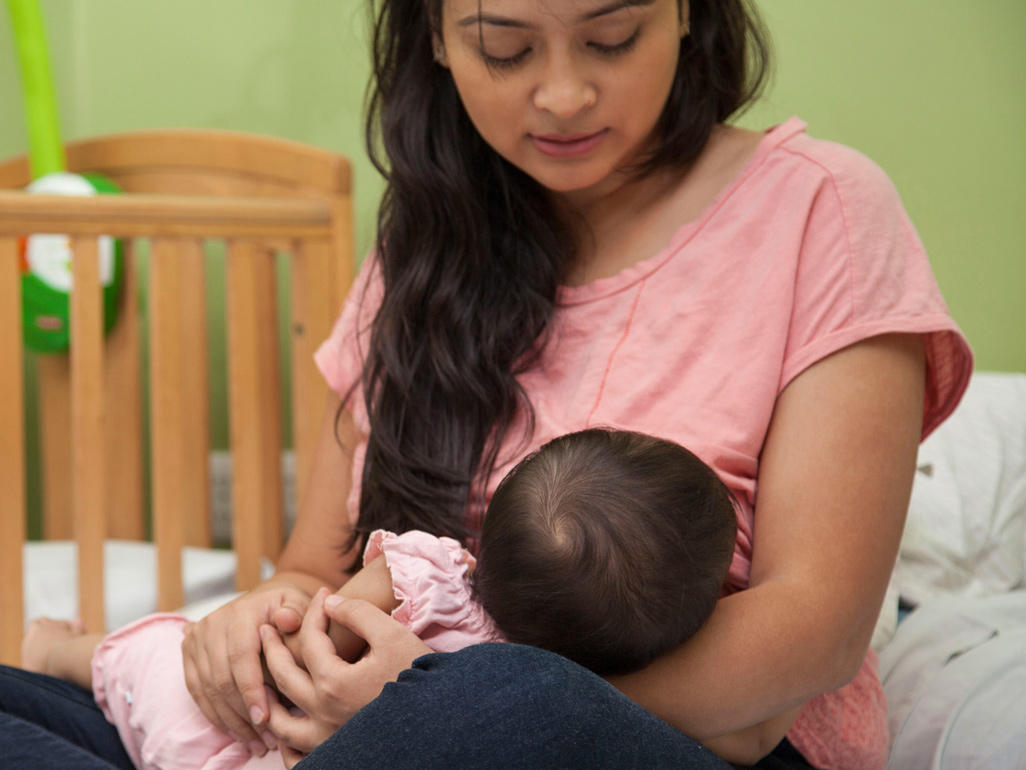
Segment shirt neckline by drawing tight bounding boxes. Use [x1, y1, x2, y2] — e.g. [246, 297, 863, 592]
[557, 116, 808, 307]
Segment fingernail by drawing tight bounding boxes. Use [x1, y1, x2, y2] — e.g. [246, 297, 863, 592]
[261, 731, 277, 750]
[325, 595, 344, 609]
[249, 740, 267, 757]
[249, 705, 265, 725]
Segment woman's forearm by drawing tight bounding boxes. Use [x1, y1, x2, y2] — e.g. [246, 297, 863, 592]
[701, 704, 804, 765]
[606, 580, 862, 740]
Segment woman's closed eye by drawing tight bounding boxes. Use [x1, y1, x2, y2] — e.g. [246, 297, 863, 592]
[588, 27, 641, 57]
[483, 46, 532, 70]
[482, 27, 642, 70]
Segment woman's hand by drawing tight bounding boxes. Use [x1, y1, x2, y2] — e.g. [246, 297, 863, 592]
[261, 588, 432, 754]
[181, 580, 312, 754]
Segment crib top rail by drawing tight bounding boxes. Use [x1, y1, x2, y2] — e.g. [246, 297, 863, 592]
[0, 190, 333, 239]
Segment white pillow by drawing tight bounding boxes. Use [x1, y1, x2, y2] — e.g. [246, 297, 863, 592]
[897, 371, 1026, 605]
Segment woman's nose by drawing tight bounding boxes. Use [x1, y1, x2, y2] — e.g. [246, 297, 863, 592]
[532, 58, 597, 120]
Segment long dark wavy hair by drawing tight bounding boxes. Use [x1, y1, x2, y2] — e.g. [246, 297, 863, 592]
[344, 0, 770, 558]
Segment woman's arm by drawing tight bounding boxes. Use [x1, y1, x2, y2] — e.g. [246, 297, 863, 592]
[608, 333, 925, 759]
[701, 706, 803, 765]
[181, 392, 363, 752]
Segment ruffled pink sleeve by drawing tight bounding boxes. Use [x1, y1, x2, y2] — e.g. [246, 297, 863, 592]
[363, 530, 502, 652]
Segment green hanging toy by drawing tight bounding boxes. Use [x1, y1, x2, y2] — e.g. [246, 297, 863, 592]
[6, 0, 122, 352]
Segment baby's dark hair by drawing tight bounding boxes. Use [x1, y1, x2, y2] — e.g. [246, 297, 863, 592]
[471, 428, 737, 676]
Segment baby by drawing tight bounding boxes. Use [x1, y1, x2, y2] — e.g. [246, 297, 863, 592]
[22, 428, 737, 768]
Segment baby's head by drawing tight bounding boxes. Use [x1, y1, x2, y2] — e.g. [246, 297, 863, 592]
[472, 428, 737, 675]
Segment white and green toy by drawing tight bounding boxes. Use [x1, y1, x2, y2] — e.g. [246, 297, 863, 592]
[7, 0, 122, 352]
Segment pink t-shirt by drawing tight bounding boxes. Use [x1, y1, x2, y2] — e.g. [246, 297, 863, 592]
[91, 531, 494, 770]
[314, 118, 973, 770]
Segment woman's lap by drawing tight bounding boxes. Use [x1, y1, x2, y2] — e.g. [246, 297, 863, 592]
[297, 642, 732, 769]
[1, 649, 816, 769]
[0, 665, 133, 769]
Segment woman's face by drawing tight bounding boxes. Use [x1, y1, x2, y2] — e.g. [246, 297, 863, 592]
[437, 0, 686, 201]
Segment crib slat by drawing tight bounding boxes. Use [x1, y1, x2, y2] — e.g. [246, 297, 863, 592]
[104, 240, 144, 540]
[254, 246, 284, 563]
[37, 355, 72, 539]
[180, 239, 212, 547]
[0, 237, 26, 666]
[149, 237, 188, 611]
[289, 238, 335, 513]
[70, 236, 107, 634]
[226, 241, 283, 589]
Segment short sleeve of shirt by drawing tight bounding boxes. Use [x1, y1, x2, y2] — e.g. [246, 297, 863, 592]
[314, 253, 384, 404]
[777, 138, 972, 439]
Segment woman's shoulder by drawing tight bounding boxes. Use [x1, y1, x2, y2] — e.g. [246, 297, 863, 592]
[759, 118, 900, 203]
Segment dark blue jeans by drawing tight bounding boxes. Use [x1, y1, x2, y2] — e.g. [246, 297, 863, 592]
[2, 643, 811, 768]
[0, 665, 132, 769]
[296, 643, 731, 769]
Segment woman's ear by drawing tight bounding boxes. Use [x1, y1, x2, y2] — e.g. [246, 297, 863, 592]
[432, 34, 449, 67]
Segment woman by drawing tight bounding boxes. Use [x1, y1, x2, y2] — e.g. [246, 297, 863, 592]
[0, 0, 971, 767]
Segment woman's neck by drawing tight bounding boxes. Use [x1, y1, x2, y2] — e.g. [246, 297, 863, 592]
[556, 124, 764, 287]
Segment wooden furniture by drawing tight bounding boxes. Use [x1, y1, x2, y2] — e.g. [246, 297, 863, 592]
[0, 130, 354, 665]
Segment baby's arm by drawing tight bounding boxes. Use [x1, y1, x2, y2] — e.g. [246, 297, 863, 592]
[280, 554, 400, 664]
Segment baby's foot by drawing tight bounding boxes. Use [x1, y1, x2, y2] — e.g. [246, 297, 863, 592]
[21, 617, 85, 673]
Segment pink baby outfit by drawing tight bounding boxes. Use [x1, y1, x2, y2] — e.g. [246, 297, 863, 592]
[91, 530, 494, 770]
[315, 118, 974, 770]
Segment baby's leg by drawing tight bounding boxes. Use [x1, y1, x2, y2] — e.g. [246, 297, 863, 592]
[21, 618, 103, 690]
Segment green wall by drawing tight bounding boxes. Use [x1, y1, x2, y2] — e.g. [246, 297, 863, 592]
[3, 0, 1024, 372]
[738, 2, 1026, 373]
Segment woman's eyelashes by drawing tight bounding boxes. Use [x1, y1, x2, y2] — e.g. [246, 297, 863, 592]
[588, 28, 641, 57]
[480, 28, 642, 70]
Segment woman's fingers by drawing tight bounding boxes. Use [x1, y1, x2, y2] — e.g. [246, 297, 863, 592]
[280, 744, 307, 770]
[266, 685, 322, 756]
[181, 629, 223, 730]
[261, 623, 316, 709]
[207, 628, 267, 752]
[227, 623, 272, 729]
[321, 595, 432, 672]
[296, 589, 346, 678]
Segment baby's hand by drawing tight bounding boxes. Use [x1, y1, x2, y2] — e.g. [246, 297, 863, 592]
[280, 629, 306, 668]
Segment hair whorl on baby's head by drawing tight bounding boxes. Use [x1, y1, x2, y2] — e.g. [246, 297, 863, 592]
[472, 428, 738, 675]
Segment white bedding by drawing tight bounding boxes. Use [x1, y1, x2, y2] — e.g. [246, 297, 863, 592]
[23, 540, 272, 630]
[881, 371, 1026, 768]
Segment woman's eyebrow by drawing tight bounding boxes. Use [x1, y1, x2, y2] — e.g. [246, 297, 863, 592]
[457, 0, 656, 30]
[579, 0, 656, 23]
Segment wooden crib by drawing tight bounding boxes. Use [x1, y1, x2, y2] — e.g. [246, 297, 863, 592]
[0, 130, 354, 665]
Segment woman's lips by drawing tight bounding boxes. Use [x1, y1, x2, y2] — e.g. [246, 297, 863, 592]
[530, 130, 607, 158]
